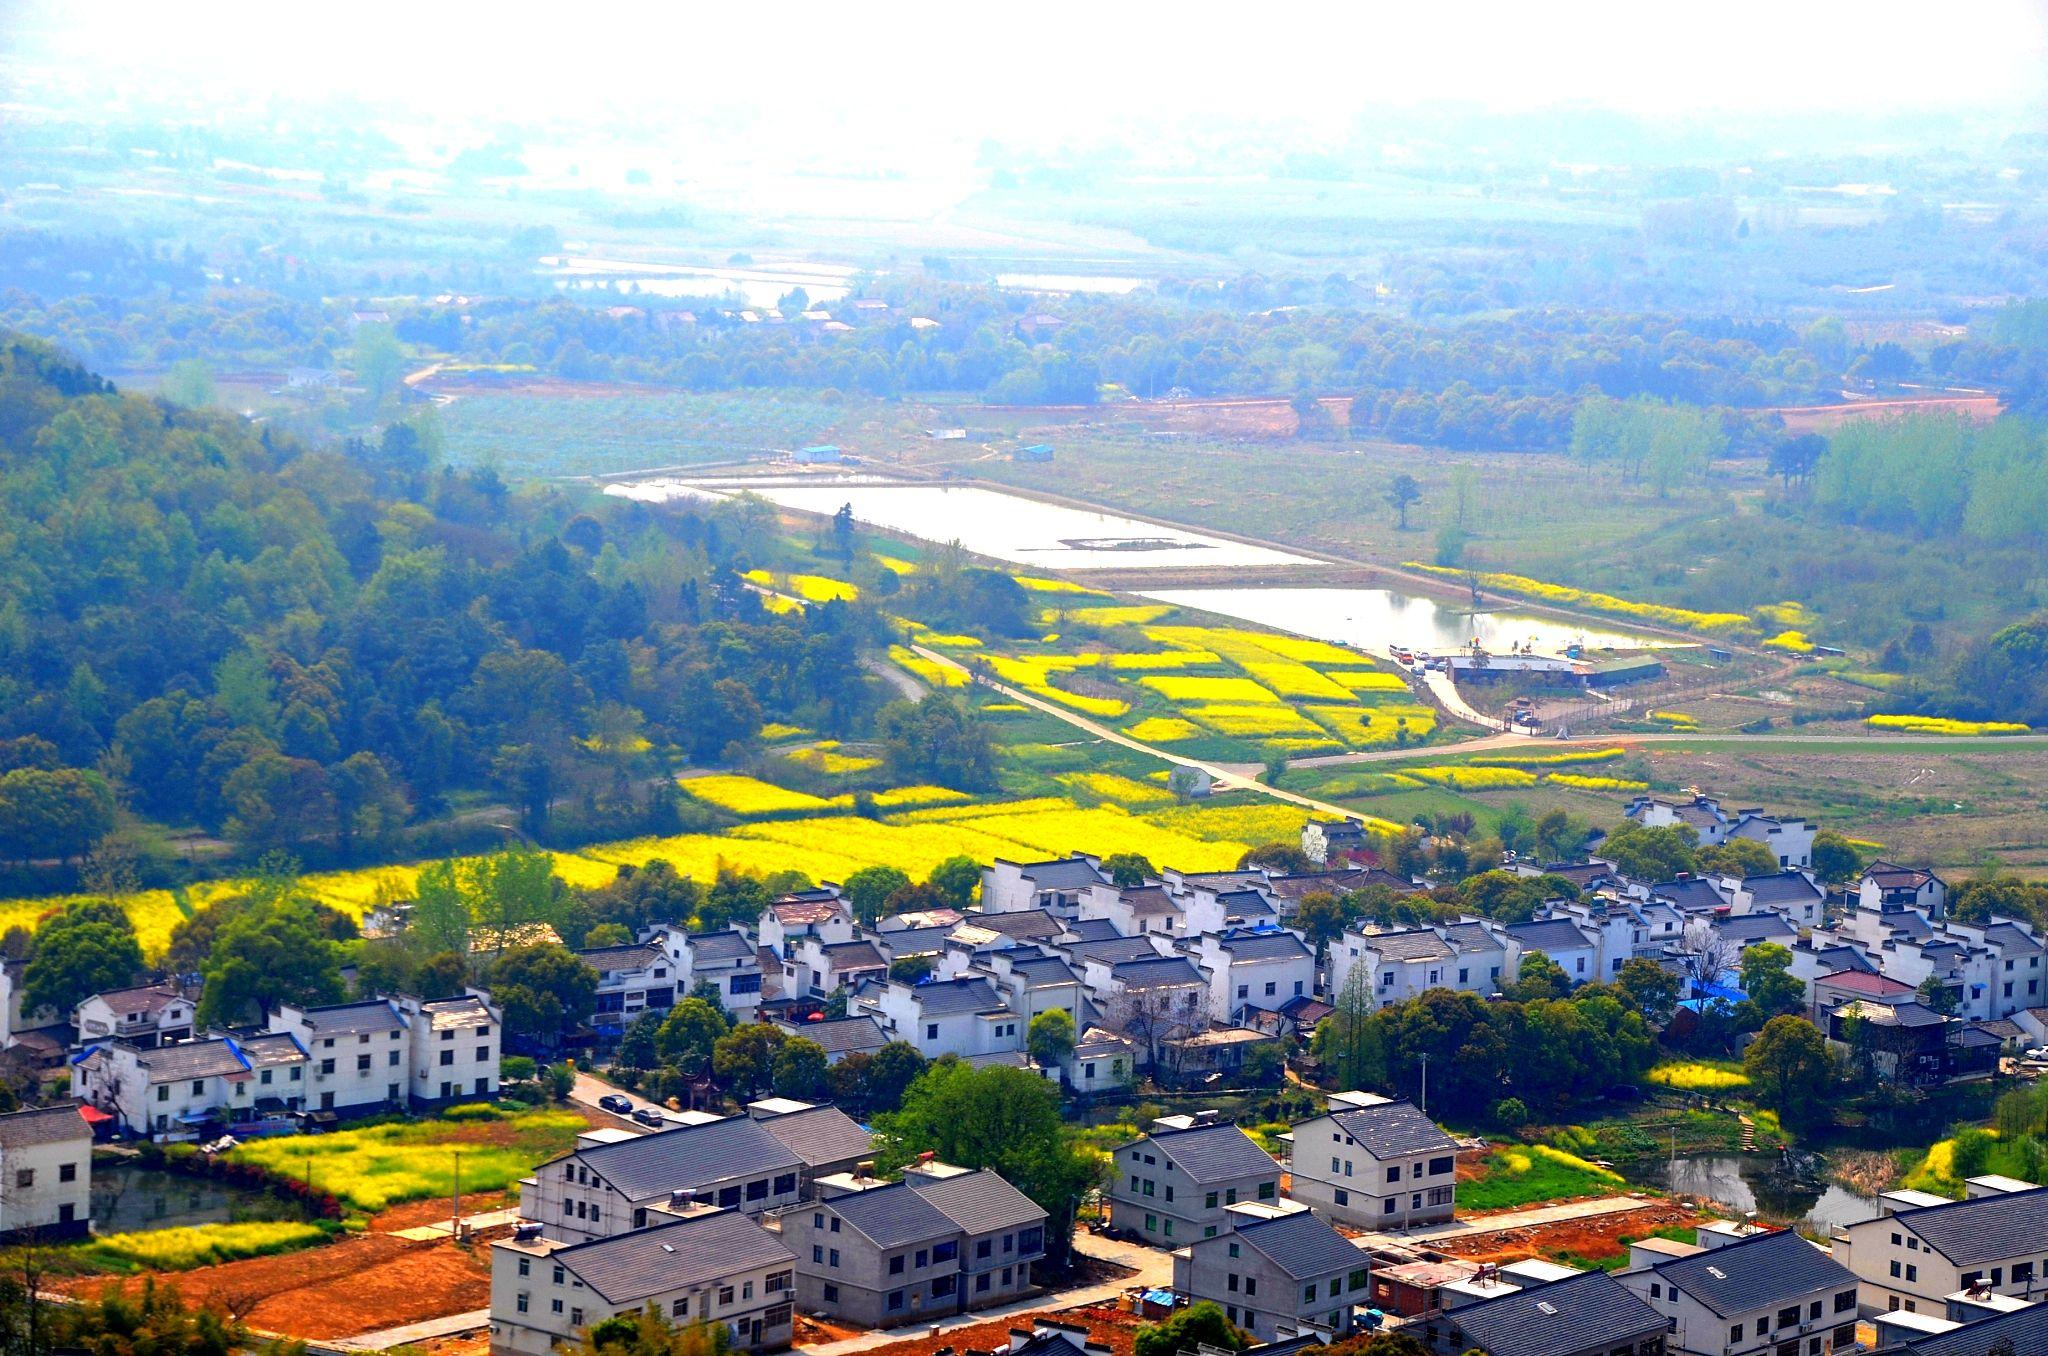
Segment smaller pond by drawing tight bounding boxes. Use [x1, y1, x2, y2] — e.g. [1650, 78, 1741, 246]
[1634, 1153, 1880, 1234]
[91, 1162, 311, 1234]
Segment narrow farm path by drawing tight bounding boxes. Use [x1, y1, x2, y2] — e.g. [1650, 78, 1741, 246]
[911, 645, 1380, 823]
[1395, 1194, 1655, 1242]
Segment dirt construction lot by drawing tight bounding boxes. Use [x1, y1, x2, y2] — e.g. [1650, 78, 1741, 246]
[1426, 1200, 1706, 1267]
[51, 1229, 499, 1339]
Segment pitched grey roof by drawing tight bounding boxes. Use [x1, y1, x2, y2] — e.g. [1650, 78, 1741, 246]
[90, 984, 184, 1017]
[1015, 858, 1105, 890]
[1982, 923, 2044, 957]
[1062, 919, 1122, 943]
[1652, 878, 1727, 911]
[1506, 919, 1595, 953]
[1889, 1301, 2048, 1356]
[1330, 1100, 1457, 1159]
[1067, 937, 1162, 967]
[907, 1168, 1045, 1234]
[1742, 872, 1823, 906]
[291, 1000, 405, 1035]
[875, 926, 956, 958]
[1120, 887, 1182, 919]
[1361, 929, 1454, 963]
[0, 1102, 89, 1149]
[1217, 930, 1312, 962]
[820, 941, 886, 971]
[570, 1115, 802, 1200]
[1646, 1228, 1853, 1318]
[909, 976, 1009, 1016]
[1715, 914, 1798, 944]
[689, 930, 755, 964]
[753, 1104, 872, 1168]
[1111, 956, 1205, 989]
[1216, 888, 1279, 917]
[554, 1209, 794, 1304]
[826, 1181, 960, 1249]
[1893, 1184, 2048, 1266]
[135, 1039, 251, 1082]
[776, 1015, 888, 1055]
[971, 909, 1066, 939]
[1145, 1123, 1277, 1183]
[1236, 1210, 1363, 1280]
[1002, 954, 1078, 986]
[578, 943, 665, 973]
[1446, 1272, 1667, 1356]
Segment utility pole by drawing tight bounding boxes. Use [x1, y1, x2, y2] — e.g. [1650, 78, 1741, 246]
[1420, 1054, 1429, 1117]
[452, 1149, 462, 1241]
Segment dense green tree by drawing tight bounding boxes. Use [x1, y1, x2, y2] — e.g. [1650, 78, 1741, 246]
[487, 944, 600, 1047]
[1738, 942, 1804, 1017]
[0, 767, 116, 864]
[771, 1036, 830, 1100]
[1506, 951, 1572, 1001]
[1615, 957, 1681, 1024]
[655, 997, 730, 1074]
[1699, 839, 1781, 878]
[196, 898, 348, 1027]
[926, 855, 981, 909]
[1809, 832, 1863, 886]
[1744, 1016, 1833, 1126]
[1100, 852, 1155, 888]
[712, 1023, 787, 1099]
[21, 900, 143, 1018]
[1027, 1008, 1077, 1069]
[1598, 823, 1701, 882]
[878, 695, 997, 790]
[843, 866, 912, 927]
[1135, 1303, 1246, 1356]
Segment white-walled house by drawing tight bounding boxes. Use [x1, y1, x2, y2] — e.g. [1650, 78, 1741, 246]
[1501, 918, 1599, 985]
[862, 977, 1023, 1060]
[489, 1208, 795, 1356]
[758, 890, 855, 957]
[970, 951, 1084, 1031]
[272, 999, 417, 1116]
[71, 1033, 308, 1139]
[1328, 922, 1515, 1009]
[402, 991, 501, 1107]
[520, 1117, 805, 1243]
[1182, 929, 1316, 1025]
[74, 984, 193, 1048]
[686, 929, 766, 1021]
[579, 929, 688, 1034]
[0, 1103, 92, 1240]
[980, 858, 1106, 916]
[1287, 1092, 1458, 1230]
[1859, 862, 1948, 919]
[1616, 1227, 1858, 1356]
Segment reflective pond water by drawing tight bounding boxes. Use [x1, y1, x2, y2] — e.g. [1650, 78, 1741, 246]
[1635, 1153, 1880, 1233]
[1139, 585, 1666, 657]
[92, 1163, 311, 1233]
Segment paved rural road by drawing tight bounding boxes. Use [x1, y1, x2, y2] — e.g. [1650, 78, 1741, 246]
[800, 1232, 1174, 1356]
[1287, 729, 2048, 770]
[912, 645, 1390, 824]
[324, 1309, 492, 1352]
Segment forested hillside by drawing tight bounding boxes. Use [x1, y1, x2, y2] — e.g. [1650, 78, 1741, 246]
[0, 335, 885, 877]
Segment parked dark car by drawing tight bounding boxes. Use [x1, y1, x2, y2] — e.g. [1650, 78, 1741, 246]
[631, 1106, 667, 1127]
[597, 1093, 633, 1116]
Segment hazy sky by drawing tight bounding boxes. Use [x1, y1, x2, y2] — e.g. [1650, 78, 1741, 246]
[8, 0, 2046, 148]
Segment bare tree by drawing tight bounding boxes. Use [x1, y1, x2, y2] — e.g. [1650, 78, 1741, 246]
[1677, 919, 1739, 993]
[1103, 987, 1206, 1072]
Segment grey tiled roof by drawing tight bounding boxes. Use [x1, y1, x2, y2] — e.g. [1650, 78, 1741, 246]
[909, 976, 1009, 1016]
[1652, 878, 1727, 911]
[291, 1000, 405, 1035]
[819, 941, 886, 971]
[1646, 1228, 1853, 1318]
[1505, 919, 1595, 954]
[1361, 929, 1453, 963]
[1891, 1302, 2048, 1356]
[1144, 1123, 1277, 1183]
[1067, 937, 1162, 967]
[907, 1168, 1045, 1235]
[971, 909, 1066, 939]
[135, 1039, 251, 1082]
[1015, 858, 1105, 890]
[689, 930, 755, 964]
[753, 1104, 872, 1168]
[91, 984, 184, 1018]
[577, 943, 665, 973]
[776, 1015, 887, 1055]
[826, 1181, 959, 1248]
[0, 1103, 89, 1149]
[1062, 919, 1122, 943]
[570, 1115, 801, 1200]
[875, 926, 956, 958]
[1330, 1100, 1456, 1159]
[1110, 956, 1204, 989]
[1236, 1210, 1363, 1280]
[555, 1209, 794, 1304]
[1893, 1184, 2048, 1266]
[1216, 930, 1312, 962]
[1742, 872, 1823, 906]
[1445, 1272, 1667, 1356]
[1715, 914, 1797, 944]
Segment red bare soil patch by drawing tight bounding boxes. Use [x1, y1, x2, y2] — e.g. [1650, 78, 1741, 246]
[52, 1232, 496, 1340]
[1427, 1201, 1705, 1267]
[851, 1303, 1145, 1356]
